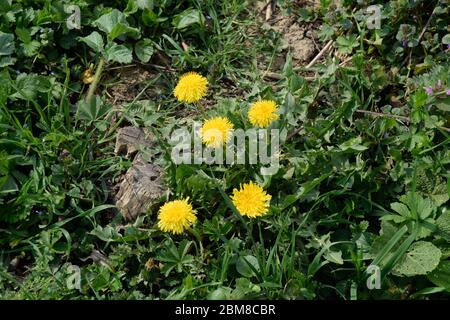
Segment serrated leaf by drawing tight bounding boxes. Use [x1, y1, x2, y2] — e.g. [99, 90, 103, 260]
[393, 241, 441, 276]
[76, 95, 111, 123]
[0, 32, 14, 56]
[390, 202, 411, 218]
[21, 40, 40, 57]
[0, 56, 16, 67]
[105, 44, 133, 64]
[135, 39, 154, 63]
[79, 31, 104, 53]
[11, 73, 51, 100]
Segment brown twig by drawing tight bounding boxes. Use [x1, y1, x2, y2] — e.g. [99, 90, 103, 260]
[263, 71, 315, 81]
[402, 4, 438, 67]
[286, 126, 304, 142]
[306, 40, 334, 69]
[265, 0, 274, 21]
[355, 109, 450, 133]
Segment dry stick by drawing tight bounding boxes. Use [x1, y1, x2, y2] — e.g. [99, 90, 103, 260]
[339, 56, 353, 67]
[355, 109, 410, 122]
[355, 109, 450, 133]
[263, 71, 315, 81]
[403, 4, 437, 67]
[305, 40, 334, 69]
[286, 126, 304, 142]
[265, 0, 273, 21]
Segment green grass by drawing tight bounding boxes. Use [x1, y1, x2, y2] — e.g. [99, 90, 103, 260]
[1, 0, 450, 300]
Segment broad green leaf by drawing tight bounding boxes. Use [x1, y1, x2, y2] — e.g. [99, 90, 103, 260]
[135, 39, 154, 63]
[76, 95, 111, 123]
[393, 241, 442, 276]
[94, 9, 140, 41]
[390, 202, 411, 218]
[11, 73, 51, 100]
[109, 23, 140, 41]
[0, 32, 14, 56]
[94, 9, 125, 34]
[415, 169, 449, 207]
[435, 210, 450, 241]
[105, 43, 133, 64]
[15, 27, 31, 43]
[21, 40, 40, 57]
[79, 31, 104, 53]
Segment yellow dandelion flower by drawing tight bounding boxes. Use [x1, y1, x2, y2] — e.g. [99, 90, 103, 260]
[248, 100, 279, 128]
[200, 117, 234, 148]
[157, 198, 197, 234]
[231, 181, 272, 218]
[173, 72, 208, 103]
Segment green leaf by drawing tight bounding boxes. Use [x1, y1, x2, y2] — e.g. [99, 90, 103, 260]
[324, 250, 344, 265]
[390, 202, 411, 219]
[79, 31, 104, 53]
[415, 169, 449, 207]
[393, 241, 442, 276]
[11, 73, 51, 100]
[369, 222, 406, 262]
[442, 34, 450, 45]
[434, 97, 450, 112]
[427, 261, 450, 290]
[339, 137, 368, 152]
[76, 95, 111, 123]
[109, 23, 140, 41]
[105, 43, 133, 64]
[135, 39, 154, 63]
[172, 8, 205, 30]
[94, 9, 140, 41]
[0, 32, 14, 56]
[236, 255, 260, 277]
[0, 56, 16, 67]
[435, 210, 450, 241]
[94, 9, 125, 34]
[15, 27, 31, 43]
[21, 40, 40, 57]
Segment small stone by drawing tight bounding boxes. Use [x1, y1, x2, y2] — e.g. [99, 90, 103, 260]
[114, 126, 155, 158]
[115, 154, 166, 221]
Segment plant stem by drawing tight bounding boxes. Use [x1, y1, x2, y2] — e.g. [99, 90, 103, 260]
[86, 57, 105, 104]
